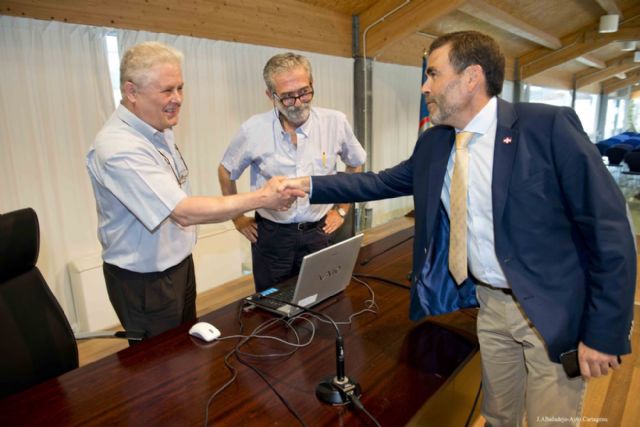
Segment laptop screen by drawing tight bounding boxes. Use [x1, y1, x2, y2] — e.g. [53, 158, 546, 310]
[247, 233, 364, 316]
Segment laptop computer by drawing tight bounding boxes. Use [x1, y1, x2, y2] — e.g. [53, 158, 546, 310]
[245, 233, 364, 317]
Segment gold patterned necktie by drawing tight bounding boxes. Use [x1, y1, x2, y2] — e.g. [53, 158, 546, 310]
[449, 131, 473, 285]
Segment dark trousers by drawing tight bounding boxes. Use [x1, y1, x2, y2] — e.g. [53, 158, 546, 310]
[103, 255, 197, 342]
[252, 214, 330, 292]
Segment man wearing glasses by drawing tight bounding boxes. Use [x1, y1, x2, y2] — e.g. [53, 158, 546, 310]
[87, 42, 302, 341]
[219, 52, 366, 292]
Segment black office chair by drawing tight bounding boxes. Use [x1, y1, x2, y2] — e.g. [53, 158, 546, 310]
[0, 208, 142, 398]
[595, 142, 610, 156]
[0, 208, 78, 397]
[606, 144, 633, 166]
[624, 151, 640, 174]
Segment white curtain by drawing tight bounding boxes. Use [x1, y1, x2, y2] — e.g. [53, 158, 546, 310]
[115, 30, 356, 272]
[116, 30, 354, 197]
[0, 17, 114, 320]
[2, 17, 417, 323]
[369, 61, 421, 226]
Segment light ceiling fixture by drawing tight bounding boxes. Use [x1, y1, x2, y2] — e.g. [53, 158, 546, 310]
[622, 41, 636, 51]
[599, 14, 619, 33]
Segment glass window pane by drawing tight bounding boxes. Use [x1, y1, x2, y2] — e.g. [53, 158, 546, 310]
[105, 33, 121, 105]
[574, 92, 599, 141]
[527, 85, 572, 107]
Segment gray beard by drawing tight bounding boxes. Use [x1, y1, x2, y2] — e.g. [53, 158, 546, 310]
[278, 103, 311, 127]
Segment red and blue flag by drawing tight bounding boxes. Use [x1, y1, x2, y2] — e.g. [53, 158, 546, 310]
[419, 53, 430, 135]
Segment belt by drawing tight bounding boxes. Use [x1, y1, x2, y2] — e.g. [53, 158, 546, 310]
[477, 281, 513, 295]
[255, 212, 325, 231]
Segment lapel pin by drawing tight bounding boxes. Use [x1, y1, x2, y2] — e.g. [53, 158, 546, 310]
[503, 137, 512, 144]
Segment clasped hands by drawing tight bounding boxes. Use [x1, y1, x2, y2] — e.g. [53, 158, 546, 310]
[236, 176, 335, 242]
[261, 176, 311, 211]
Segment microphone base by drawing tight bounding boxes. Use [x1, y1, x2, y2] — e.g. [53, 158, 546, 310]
[315, 376, 361, 405]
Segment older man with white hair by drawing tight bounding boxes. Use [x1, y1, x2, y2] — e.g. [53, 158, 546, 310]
[87, 42, 300, 340]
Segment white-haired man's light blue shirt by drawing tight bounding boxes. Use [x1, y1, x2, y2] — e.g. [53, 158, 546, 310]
[87, 104, 196, 273]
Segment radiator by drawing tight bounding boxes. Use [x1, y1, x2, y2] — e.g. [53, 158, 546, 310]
[68, 224, 248, 332]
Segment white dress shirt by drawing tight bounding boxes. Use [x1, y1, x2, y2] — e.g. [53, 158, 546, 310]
[440, 97, 509, 288]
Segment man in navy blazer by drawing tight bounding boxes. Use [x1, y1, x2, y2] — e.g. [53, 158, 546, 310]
[283, 31, 636, 426]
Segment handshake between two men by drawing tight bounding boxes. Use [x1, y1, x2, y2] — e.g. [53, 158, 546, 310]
[262, 176, 312, 211]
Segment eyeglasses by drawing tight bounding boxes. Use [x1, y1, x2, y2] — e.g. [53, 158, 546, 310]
[272, 88, 314, 107]
[156, 144, 189, 187]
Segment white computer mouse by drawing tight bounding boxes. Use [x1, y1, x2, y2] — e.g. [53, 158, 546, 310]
[188, 321, 221, 342]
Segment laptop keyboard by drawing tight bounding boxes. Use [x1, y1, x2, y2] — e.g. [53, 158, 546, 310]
[258, 285, 296, 309]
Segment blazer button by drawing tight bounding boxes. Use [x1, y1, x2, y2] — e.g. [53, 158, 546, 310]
[424, 248, 427, 254]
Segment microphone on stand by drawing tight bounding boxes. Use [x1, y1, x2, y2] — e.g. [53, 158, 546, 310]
[258, 294, 361, 405]
[315, 334, 361, 405]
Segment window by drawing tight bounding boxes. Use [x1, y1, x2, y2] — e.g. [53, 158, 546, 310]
[501, 80, 514, 102]
[526, 84, 572, 107]
[574, 92, 599, 141]
[604, 96, 627, 139]
[522, 84, 599, 142]
[627, 94, 639, 132]
[105, 33, 121, 105]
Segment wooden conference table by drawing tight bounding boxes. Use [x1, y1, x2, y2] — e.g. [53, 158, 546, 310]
[0, 220, 480, 426]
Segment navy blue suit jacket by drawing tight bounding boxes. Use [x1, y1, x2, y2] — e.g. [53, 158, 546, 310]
[311, 99, 636, 361]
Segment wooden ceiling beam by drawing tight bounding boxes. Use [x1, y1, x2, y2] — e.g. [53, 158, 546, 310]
[595, 0, 622, 17]
[576, 53, 636, 88]
[358, 0, 465, 58]
[518, 4, 640, 80]
[458, 0, 561, 49]
[0, 0, 353, 57]
[602, 68, 640, 93]
[575, 55, 607, 69]
[519, 26, 640, 79]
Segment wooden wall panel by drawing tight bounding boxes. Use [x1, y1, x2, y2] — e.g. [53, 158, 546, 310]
[0, 0, 353, 57]
[3, 0, 629, 91]
[374, 33, 431, 67]
[296, 0, 376, 16]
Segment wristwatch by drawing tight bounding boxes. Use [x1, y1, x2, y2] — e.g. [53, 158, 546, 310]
[337, 208, 347, 218]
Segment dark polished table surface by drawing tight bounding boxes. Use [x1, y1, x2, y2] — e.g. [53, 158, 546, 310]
[0, 226, 478, 426]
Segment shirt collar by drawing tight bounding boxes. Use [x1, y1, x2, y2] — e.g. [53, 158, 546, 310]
[458, 96, 497, 136]
[274, 107, 314, 138]
[117, 103, 167, 144]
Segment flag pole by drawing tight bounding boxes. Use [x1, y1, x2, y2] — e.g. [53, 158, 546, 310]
[418, 50, 430, 136]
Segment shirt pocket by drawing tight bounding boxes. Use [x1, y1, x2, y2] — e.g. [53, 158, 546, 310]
[313, 152, 335, 175]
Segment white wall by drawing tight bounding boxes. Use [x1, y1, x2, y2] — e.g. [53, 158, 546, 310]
[69, 223, 244, 331]
[369, 61, 421, 226]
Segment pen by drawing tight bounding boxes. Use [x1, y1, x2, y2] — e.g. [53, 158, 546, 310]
[322, 151, 326, 168]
